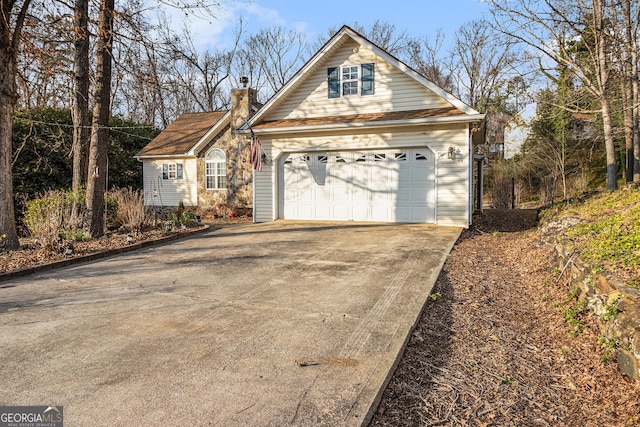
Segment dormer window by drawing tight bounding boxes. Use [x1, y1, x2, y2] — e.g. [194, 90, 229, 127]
[328, 63, 375, 98]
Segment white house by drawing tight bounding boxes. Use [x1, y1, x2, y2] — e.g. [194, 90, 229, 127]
[243, 26, 485, 227]
[135, 89, 261, 216]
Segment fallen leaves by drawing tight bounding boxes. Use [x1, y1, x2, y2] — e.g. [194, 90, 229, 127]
[371, 209, 640, 427]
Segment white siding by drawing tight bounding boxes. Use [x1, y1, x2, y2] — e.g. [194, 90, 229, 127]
[266, 39, 452, 121]
[253, 140, 274, 222]
[253, 124, 471, 226]
[142, 158, 198, 207]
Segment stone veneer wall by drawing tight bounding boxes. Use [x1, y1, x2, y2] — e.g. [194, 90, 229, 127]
[195, 126, 253, 218]
[548, 221, 640, 381]
[195, 87, 258, 218]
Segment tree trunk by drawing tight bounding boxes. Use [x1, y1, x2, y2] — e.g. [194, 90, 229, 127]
[630, 1, 640, 183]
[85, 0, 114, 238]
[0, 87, 19, 250]
[622, 77, 634, 182]
[0, 0, 32, 251]
[594, 0, 618, 191]
[621, 0, 637, 183]
[71, 0, 90, 191]
[602, 97, 618, 190]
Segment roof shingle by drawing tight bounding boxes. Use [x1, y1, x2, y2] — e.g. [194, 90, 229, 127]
[136, 111, 227, 157]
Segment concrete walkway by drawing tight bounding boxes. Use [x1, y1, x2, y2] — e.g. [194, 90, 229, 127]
[0, 221, 460, 426]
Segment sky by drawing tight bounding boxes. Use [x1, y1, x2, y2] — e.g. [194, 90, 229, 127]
[160, 0, 491, 53]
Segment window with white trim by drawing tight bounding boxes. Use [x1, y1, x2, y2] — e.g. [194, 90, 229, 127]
[328, 63, 375, 98]
[205, 148, 227, 190]
[342, 66, 359, 95]
[162, 163, 183, 180]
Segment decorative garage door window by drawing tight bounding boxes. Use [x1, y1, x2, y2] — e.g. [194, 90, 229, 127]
[205, 148, 227, 190]
[394, 152, 407, 161]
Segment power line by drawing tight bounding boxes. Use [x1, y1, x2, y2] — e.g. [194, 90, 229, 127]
[11, 116, 157, 131]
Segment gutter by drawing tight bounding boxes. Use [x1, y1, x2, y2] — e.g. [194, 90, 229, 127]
[241, 114, 486, 135]
[134, 154, 198, 161]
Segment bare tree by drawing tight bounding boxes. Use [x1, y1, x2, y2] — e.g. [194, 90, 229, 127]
[1, 0, 32, 250]
[312, 20, 413, 60]
[85, 0, 114, 237]
[489, 0, 619, 190]
[14, 1, 72, 109]
[160, 24, 238, 112]
[240, 26, 308, 96]
[407, 29, 456, 94]
[71, 0, 90, 190]
[452, 19, 520, 112]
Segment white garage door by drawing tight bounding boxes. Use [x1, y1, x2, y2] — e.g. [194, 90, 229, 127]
[278, 148, 435, 223]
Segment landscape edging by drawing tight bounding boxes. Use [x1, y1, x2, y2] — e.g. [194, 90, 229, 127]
[0, 225, 214, 283]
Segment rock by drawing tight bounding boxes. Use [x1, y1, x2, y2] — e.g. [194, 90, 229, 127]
[594, 274, 616, 294]
[539, 216, 583, 244]
[616, 348, 640, 380]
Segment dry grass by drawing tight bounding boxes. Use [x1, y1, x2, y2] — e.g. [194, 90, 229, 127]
[108, 187, 151, 233]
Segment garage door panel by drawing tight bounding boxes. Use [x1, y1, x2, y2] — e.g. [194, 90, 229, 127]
[332, 205, 350, 220]
[316, 186, 331, 201]
[396, 187, 412, 202]
[411, 184, 431, 201]
[352, 204, 369, 221]
[411, 205, 432, 222]
[394, 204, 413, 222]
[371, 205, 392, 222]
[315, 205, 332, 220]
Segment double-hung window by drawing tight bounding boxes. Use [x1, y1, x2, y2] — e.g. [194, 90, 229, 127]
[162, 163, 183, 180]
[205, 148, 227, 190]
[328, 63, 375, 98]
[341, 66, 359, 96]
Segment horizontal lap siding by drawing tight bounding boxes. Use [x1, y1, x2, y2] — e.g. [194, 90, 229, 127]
[267, 39, 452, 121]
[270, 125, 464, 152]
[436, 130, 469, 226]
[254, 140, 274, 222]
[143, 158, 197, 207]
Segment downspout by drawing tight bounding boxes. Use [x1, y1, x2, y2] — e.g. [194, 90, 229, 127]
[252, 163, 256, 223]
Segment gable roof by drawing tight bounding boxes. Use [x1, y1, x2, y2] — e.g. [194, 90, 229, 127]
[135, 111, 228, 158]
[246, 25, 483, 131]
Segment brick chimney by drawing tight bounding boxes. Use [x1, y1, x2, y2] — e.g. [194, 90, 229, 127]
[230, 80, 258, 131]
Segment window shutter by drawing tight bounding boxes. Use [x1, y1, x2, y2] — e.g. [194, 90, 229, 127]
[176, 163, 183, 179]
[361, 63, 375, 95]
[328, 67, 340, 98]
[162, 164, 168, 180]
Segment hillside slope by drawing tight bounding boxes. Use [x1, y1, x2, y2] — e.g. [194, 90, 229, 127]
[372, 209, 640, 426]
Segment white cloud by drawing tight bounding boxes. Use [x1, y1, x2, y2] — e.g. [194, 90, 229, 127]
[238, 2, 287, 26]
[147, 1, 313, 53]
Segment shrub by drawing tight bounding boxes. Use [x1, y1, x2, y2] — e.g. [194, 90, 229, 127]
[108, 187, 149, 233]
[24, 189, 85, 250]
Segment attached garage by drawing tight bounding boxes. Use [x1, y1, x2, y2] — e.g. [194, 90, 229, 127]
[244, 26, 485, 228]
[279, 148, 435, 223]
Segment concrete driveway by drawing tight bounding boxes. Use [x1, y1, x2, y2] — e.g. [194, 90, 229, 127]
[0, 221, 460, 426]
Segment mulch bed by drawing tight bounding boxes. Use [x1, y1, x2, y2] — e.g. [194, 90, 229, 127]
[371, 209, 640, 426]
[0, 216, 251, 277]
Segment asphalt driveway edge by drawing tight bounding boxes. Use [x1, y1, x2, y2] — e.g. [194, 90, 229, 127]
[0, 225, 215, 284]
[360, 227, 462, 426]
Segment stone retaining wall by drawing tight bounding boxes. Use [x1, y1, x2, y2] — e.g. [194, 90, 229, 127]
[551, 239, 640, 380]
